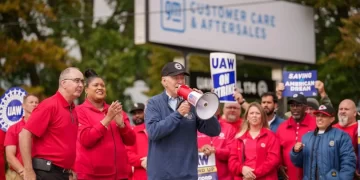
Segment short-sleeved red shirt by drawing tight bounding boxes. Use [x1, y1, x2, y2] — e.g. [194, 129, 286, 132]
[24, 91, 78, 169]
[4, 118, 26, 165]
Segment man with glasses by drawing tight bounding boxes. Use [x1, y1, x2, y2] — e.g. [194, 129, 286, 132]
[19, 67, 84, 180]
[220, 103, 243, 132]
[276, 93, 317, 180]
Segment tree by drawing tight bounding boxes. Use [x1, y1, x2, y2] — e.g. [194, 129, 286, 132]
[0, 0, 76, 98]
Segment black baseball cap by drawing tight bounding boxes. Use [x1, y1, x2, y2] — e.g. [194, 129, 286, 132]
[129, 103, 145, 114]
[161, 62, 190, 76]
[288, 93, 307, 105]
[313, 104, 336, 117]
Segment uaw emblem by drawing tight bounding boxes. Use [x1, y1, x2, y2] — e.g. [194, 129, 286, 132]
[0, 87, 27, 132]
[329, 140, 335, 147]
[261, 143, 266, 148]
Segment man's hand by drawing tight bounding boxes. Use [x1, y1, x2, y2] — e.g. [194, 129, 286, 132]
[18, 169, 24, 179]
[293, 142, 305, 153]
[200, 144, 215, 156]
[233, 88, 244, 105]
[140, 157, 147, 169]
[24, 168, 36, 180]
[177, 101, 191, 117]
[279, 166, 289, 180]
[276, 83, 285, 100]
[192, 88, 203, 94]
[242, 166, 256, 179]
[315, 80, 326, 97]
[69, 171, 77, 180]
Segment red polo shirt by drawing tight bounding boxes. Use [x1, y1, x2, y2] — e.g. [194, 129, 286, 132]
[276, 113, 316, 180]
[126, 123, 148, 180]
[24, 91, 78, 169]
[4, 118, 26, 166]
[0, 130, 5, 180]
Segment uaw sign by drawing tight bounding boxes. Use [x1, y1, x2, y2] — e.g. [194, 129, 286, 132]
[0, 87, 27, 132]
[198, 152, 217, 180]
[283, 70, 317, 97]
[210, 53, 237, 103]
[190, 72, 275, 99]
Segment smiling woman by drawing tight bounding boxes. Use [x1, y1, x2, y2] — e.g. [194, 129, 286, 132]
[73, 69, 136, 180]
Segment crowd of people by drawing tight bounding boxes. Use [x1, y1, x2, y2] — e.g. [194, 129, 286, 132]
[0, 62, 358, 180]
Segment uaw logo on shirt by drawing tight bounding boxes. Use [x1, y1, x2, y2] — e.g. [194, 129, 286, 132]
[0, 87, 27, 132]
[161, 0, 186, 33]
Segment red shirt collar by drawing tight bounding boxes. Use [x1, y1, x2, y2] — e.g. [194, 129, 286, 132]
[83, 99, 109, 112]
[133, 123, 146, 133]
[286, 113, 314, 128]
[55, 91, 75, 108]
[240, 128, 269, 140]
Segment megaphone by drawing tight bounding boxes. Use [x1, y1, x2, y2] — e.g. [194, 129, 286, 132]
[177, 85, 219, 120]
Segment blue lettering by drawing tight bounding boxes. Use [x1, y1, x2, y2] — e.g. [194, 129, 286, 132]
[190, 1, 196, 13]
[227, 59, 234, 69]
[211, 58, 219, 68]
[219, 58, 227, 68]
[225, 9, 233, 19]
[215, 20, 221, 32]
[201, 19, 207, 29]
[205, 4, 210, 16]
[251, 12, 256, 24]
[165, 1, 181, 22]
[198, 155, 209, 166]
[191, 17, 197, 28]
[241, 11, 247, 22]
[222, 22, 227, 33]
[234, 10, 239, 21]
[218, 6, 224, 18]
[228, 22, 234, 33]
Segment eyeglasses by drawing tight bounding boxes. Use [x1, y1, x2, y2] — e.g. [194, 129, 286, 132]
[63, 78, 85, 84]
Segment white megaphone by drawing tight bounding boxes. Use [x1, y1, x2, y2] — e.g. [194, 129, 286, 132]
[177, 85, 219, 120]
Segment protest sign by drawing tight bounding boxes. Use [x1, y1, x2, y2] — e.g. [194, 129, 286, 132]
[283, 70, 317, 97]
[198, 152, 217, 180]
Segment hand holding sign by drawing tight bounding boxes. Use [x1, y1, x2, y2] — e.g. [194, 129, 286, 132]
[276, 83, 285, 100]
[315, 80, 326, 97]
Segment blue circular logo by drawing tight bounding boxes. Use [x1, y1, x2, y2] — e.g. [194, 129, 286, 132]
[0, 87, 27, 132]
[6, 99, 23, 122]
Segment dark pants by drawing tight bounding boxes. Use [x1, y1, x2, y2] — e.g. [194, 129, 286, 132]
[35, 169, 69, 180]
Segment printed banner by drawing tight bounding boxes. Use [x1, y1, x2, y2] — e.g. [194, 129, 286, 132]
[198, 152, 217, 180]
[189, 71, 275, 99]
[0, 87, 27, 132]
[210, 53, 237, 103]
[282, 70, 317, 97]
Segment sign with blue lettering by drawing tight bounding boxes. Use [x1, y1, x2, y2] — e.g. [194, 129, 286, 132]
[0, 87, 27, 132]
[198, 152, 217, 180]
[210, 53, 236, 103]
[140, 0, 315, 64]
[161, 0, 186, 32]
[282, 70, 317, 97]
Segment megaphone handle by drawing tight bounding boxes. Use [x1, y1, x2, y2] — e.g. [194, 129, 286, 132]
[176, 99, 186, 110]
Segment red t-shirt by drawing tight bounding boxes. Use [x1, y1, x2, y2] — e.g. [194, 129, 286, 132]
[4, 118, 26, 166]
[333, 122, 358, 152]
[24, 91, 78, 169]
